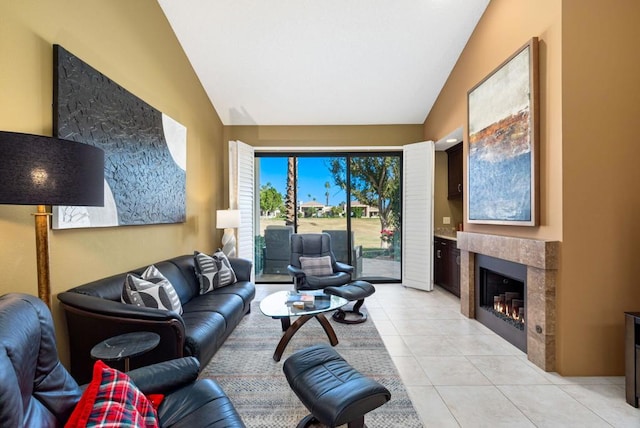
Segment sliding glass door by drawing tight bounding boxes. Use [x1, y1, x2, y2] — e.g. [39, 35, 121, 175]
[255, 152, 402, 284]
[349, 155, 401, 281]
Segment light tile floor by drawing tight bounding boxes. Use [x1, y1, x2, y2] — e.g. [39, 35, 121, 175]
[364, 283, 640, 427]
[257, 282, 640, 426]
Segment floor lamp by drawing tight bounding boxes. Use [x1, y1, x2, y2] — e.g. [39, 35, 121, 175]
[0, 131, 104, 308]
[216, 209, 241, 257]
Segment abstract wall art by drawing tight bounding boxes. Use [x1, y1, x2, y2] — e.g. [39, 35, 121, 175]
[52, 45, 186, 229]
[467, 38, 539, 226]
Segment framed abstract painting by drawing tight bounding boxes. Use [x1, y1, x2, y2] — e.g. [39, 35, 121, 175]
[467, 38, 539, 226]
[52, 45, 186, 229]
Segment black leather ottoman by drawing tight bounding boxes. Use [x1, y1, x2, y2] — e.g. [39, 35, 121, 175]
[324, 280, 375, 324]
[283, 344, 390, 428]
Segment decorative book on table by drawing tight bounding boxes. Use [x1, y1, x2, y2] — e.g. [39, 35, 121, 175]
[286, 293, 315, 304]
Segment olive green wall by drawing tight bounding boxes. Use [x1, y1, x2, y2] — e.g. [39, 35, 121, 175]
[424, 0, 640, 374]
[0, 1, 224, 364]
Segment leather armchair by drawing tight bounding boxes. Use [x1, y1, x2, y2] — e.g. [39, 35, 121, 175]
[287, 233, 354, 291]
[0, 293, 244, 428]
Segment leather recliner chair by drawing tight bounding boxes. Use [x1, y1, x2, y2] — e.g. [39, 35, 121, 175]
[287, 233, 354, 290]
[0, 293, 245, 428]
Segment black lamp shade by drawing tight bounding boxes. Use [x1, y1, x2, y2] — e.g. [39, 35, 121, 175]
[0, 131, 104, 206]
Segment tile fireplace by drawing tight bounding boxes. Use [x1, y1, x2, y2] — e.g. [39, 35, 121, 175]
[457, 232, 559, 371]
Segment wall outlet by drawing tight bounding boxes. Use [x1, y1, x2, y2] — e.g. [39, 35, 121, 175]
[443, 216, 451, 225]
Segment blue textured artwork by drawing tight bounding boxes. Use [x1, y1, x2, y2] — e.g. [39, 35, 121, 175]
[467, 39, 537, 226]
[52, 45, 186, 229]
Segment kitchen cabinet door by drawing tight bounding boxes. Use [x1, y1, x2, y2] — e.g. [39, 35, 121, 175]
[446, 143, 463, 199]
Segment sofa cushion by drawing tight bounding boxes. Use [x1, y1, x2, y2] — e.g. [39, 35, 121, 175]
[122, 265, 183, 315]
[194, 252, 237, 293]
[180, 311, 227, 363]
[154, 259, 200, 305]
[183, 293, 245, 332]
[206, 281, 256, 314]
[65, 360, 158, 428]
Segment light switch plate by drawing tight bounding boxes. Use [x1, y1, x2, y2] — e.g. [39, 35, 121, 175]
[443, 217, 451, 224]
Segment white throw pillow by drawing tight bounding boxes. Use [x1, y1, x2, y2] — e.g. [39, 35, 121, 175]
[121, 265, 183, 315]
[299, 255, 333, 276]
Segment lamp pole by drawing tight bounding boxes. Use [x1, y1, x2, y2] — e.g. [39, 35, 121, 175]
[34, 205, 52, 308]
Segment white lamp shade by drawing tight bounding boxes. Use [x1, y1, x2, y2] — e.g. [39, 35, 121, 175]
[216, 209, 241, 229]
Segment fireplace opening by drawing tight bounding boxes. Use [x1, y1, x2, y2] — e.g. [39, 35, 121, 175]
[480, 269, 525, 329]
[475, 254, 527, 352]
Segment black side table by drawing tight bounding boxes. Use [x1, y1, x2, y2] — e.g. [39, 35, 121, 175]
[91, 331, 160, 372]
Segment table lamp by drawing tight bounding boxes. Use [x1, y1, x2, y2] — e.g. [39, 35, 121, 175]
[216, 209, 241, 257]
[0, 131, 104, 308]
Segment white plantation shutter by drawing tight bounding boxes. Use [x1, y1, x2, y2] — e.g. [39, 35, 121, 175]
[402, 141, 434, 290]
[229, 140, 255, 281]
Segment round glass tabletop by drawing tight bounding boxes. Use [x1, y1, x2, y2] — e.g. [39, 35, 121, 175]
[259, 290, 348, 318]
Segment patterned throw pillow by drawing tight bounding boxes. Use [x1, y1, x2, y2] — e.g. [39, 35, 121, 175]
[65, 360, 159, 428]
[194, 251, 237, 294]
[299, 255, 333, 276]
[121, 265, 183, 315]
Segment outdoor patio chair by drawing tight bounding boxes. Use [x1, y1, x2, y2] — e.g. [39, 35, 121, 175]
[263, 225, 294, 274]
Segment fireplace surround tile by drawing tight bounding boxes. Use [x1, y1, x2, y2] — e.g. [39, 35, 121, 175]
[457, 232, 559, 371]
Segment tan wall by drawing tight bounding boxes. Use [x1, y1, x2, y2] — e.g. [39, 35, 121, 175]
[558, 0, 640, 374]
[0, 1, 224, 365]
[433, 152, 463, 231]
[224, 124, 424, 148]
[425, 0, 640, 374]
[223, 124, 424, 208]
[424, 0, 563, 241]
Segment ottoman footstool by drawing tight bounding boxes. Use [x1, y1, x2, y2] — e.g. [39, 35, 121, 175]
[283, 344, 390, 428]
[325, 280, 375, 324]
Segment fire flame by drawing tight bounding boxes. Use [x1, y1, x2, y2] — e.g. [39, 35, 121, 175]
[493, 298, 524, 324]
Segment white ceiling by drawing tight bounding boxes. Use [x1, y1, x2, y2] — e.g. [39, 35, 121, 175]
[158, 0, 489, 126]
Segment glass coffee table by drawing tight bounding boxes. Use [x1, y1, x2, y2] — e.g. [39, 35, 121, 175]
[260, 290, 348, 361]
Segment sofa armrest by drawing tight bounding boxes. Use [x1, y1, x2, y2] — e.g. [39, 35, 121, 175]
[58, 292, 186, 384]
[228, 257, 252, 282]
[58, 292, 182, 321]
[127, 357, 200, 394]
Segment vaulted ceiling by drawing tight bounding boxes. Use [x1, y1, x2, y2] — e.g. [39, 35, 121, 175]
[158, 0, 489, 126]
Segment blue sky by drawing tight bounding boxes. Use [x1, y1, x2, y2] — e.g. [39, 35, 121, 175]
[259, 157, 346, 206]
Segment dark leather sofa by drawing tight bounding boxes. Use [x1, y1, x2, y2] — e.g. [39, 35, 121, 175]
[0, 293, 245, 427]
[58, 254, 255, 384]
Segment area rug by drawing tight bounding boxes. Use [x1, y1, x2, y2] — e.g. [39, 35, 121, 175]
[199, 301, 422, 427]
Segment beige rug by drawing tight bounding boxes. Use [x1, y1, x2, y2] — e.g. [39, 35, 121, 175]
[199, 301, 422, 427]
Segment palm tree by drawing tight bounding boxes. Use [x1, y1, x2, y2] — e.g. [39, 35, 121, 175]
[325, 181, 330, 206]
[285, 157, 296, 226]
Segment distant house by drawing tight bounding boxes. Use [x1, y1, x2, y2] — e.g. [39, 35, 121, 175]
[296, 200, 378, 218]
[298, 200, 326, 217]
[349, 203, 379, 218]
[262, 209, 281, 218]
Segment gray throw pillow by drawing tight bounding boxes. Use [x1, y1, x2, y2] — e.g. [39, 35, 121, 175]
[121, 265, 183, 314]
[299, 255, 333, 276]
[195, 250, 237, 294]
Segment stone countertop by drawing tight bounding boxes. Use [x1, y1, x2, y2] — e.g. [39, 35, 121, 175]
[434, 232, 458, 241]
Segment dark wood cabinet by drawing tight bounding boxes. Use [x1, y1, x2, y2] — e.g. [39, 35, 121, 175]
[434, 236, 460, 297]
[446, 142, 463, 199]
[625, 312, 640, 407]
